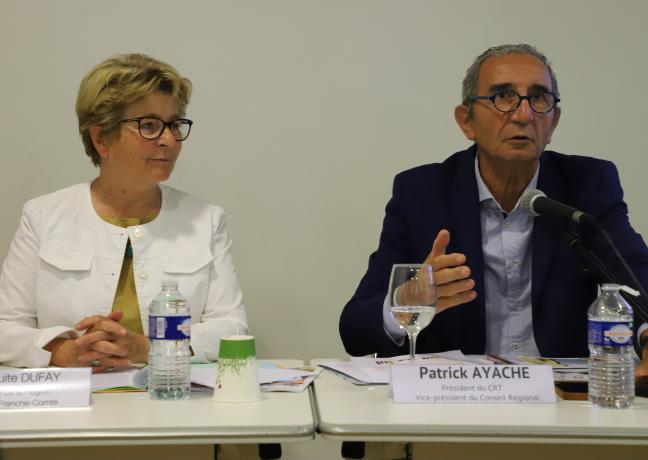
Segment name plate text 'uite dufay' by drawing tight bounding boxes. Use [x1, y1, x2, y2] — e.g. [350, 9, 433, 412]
[0, 368, 92, 410]
[391, 364, 556, 404]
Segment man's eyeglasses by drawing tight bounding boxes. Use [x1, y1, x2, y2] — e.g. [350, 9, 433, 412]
[119, 117, 193, 141]
[467, 89, 560, 114]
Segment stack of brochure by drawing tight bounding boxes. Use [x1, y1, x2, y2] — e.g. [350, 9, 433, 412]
[318, 351, 491, 385]
[191, 362, 321, 392]
[318, 352, 591, 385]
[501, 356, 589, 382]
[91, 362, 321, 393]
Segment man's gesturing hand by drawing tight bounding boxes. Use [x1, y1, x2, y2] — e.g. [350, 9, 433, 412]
[423, 229, 476, 313]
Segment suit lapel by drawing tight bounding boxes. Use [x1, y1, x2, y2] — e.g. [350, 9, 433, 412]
[448, 147, 486, 347]
[532, 153, 563, 307]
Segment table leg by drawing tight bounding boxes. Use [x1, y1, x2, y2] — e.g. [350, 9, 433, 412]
[341, 442, 410, 460]
[215, 443, 282, 459]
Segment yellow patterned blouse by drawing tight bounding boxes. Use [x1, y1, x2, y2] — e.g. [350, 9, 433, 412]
[101, 216, 154, 335]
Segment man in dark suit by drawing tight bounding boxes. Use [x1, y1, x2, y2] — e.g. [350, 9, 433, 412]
[339, 44, 648, 379]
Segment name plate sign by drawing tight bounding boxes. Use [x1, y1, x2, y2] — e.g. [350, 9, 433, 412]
[391, 364, 556, 404]
[0, 368, 91, 410]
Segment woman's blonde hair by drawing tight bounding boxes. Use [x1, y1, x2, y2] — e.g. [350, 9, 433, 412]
[76, 53, 192, 166]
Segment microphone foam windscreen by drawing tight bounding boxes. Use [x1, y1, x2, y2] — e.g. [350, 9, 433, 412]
[521, 189, 546, 217]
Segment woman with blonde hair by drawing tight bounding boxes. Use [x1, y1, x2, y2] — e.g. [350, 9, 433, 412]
[0, 54, 248, 372]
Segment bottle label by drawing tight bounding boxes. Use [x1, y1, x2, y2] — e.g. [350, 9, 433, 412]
[588, 320, 633, 346]
[149, 316, 191, 340]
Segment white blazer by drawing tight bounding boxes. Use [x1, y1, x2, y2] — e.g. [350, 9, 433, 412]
[0, 182, 248, 367]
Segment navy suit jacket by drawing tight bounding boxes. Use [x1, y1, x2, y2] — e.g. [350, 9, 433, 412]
[339, 146, 648, 357]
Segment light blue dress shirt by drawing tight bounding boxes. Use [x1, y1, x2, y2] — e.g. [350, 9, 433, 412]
[475, 159, 540, 356]
[383, 157, 541, 356]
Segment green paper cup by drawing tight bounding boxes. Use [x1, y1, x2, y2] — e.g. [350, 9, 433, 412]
[218, 335, 256, 360]
[213, 335, 261, 402]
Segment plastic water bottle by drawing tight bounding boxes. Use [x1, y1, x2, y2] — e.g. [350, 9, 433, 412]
[588, 284, 635, 408]
[148, 280, 191, 400]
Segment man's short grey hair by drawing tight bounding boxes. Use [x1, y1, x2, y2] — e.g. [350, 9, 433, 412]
[461, 44, 559, 109]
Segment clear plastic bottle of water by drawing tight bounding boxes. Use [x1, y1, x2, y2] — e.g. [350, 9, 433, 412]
[588, 284, 635, 408]
[148, 280, 191, 400]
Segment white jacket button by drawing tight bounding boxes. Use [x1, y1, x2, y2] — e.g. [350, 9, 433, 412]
[139, 270, 148, 279]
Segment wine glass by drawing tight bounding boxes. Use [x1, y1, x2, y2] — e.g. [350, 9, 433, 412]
[388, 264, 437, 361]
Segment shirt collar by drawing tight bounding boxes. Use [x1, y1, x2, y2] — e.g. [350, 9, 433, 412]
[474, 155, 540, 212]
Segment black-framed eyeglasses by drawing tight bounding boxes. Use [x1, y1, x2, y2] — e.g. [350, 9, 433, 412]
[119, 116, 193, 141]
[467, 89, 560, 114]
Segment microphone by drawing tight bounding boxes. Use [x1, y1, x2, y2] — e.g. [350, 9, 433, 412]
[521, 189, 599, 228]
[522, 191, 648, 330]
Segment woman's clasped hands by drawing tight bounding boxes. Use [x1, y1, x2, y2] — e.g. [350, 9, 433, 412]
[46, 311, 149, 372]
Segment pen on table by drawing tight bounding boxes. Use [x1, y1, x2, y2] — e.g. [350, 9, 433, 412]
[486, 354, 514, 364]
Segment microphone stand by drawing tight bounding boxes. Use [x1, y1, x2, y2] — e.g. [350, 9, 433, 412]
[564, 227, 648, 396]
[563, 228, 648, 326]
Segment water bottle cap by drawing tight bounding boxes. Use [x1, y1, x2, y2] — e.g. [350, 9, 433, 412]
[601, 283, 620, 291]
[601, 283, 640, 297]
[161, 280, 179, 288]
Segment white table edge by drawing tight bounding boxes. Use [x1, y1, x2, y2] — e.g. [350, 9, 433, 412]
[310, 358, 648, 446]
[316, 423, 648, 445]
[0, 427, 316, 449]
[0, 360, 317, 448]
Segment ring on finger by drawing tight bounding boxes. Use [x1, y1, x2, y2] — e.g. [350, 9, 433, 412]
[90, 359, 101, 367]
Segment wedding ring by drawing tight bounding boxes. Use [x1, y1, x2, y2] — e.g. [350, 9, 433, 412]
[90, 359, 101, 367]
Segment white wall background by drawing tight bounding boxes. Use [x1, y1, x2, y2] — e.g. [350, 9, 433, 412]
[1, 0, 647, 361]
